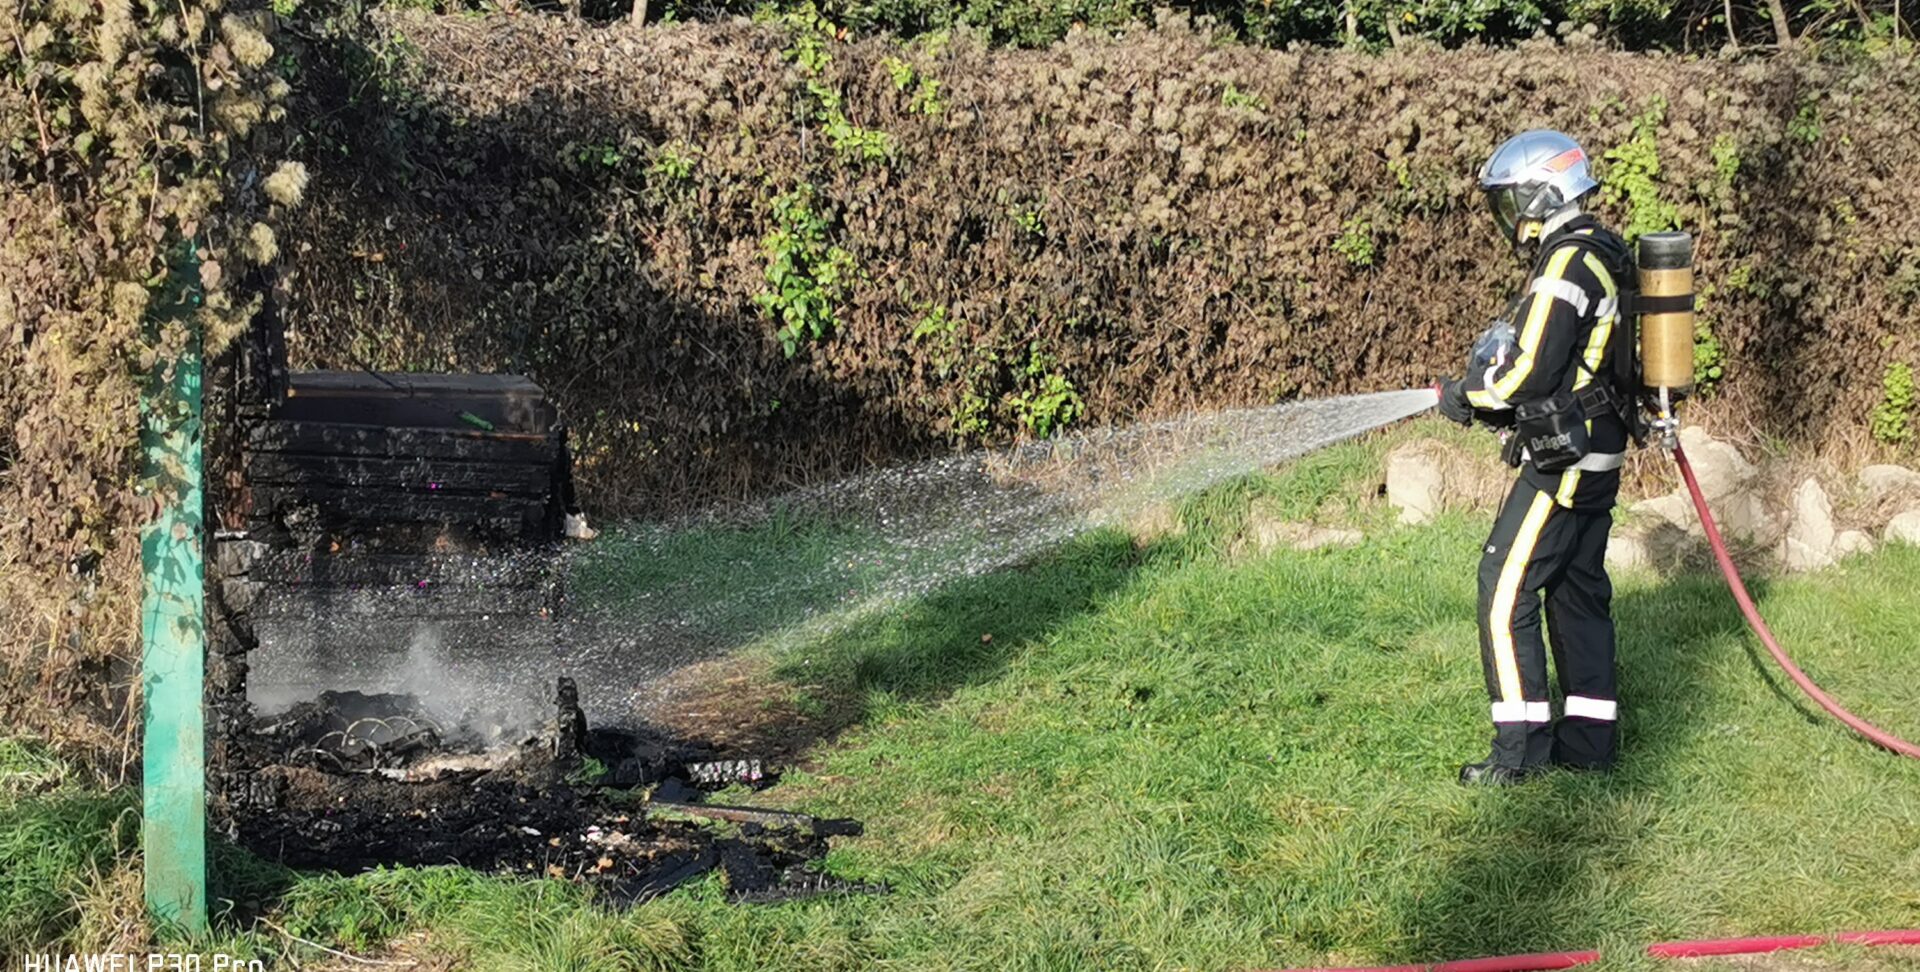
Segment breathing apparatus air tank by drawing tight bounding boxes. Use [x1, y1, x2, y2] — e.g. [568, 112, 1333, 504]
[1636, 231, 1695, 421]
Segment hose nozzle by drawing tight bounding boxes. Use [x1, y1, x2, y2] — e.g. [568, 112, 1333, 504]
[1648, 414, 1680, 452]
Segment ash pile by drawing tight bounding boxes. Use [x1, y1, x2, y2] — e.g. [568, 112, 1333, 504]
[220, 677, 882, 906]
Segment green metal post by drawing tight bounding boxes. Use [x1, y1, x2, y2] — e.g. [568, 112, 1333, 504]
[139, 252, 208, 933]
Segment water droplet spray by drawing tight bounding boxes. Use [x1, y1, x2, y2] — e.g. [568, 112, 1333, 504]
[250, 389, 1438, 730]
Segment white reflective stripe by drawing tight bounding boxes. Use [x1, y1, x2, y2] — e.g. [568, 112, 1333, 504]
[1518, 450, 1622, 471]
[1564, 696, 1618, 721]
[1478, 366, 1511, 409]
[1595, 295, 1619, 319]
[1491, 701, 1554, 723]
[1529, 276, 1590, 316]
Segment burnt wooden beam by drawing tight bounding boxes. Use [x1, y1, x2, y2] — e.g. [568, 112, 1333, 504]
[248, 550, 560, 585]
[248, 484, 548, 532]
[250, 587, 559, 621]
[644, 801, 865, 838]
[250, 420, 557, 464]
[282, 371, 555, 433]
[246, 453, 552, 496]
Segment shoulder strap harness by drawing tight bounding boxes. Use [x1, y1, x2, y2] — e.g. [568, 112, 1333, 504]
[1526, 219, 1646, 444]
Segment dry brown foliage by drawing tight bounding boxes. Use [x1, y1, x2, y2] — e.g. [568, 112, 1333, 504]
[2, 0, 293, 766]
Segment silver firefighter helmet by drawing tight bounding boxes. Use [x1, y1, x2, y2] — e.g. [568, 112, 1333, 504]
[1478, 129, 1599, 246]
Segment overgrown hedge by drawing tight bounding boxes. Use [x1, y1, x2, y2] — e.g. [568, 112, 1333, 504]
[7, 0, 1918, 766]
[1, 0, 295, 764]
[400, 0, 1912, 56]
[278, 11, 1920, 513]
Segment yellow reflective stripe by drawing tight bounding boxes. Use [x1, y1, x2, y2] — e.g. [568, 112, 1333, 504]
[1584, 249, 1618, 299]
[1465, 389, 1504, 410]
[1555, 469, 1582, 508]
[1489, 490, 1557, 702]
[1572, 252, 1617, 391]
[1492, 246, 1580, 401]
[1562, 252, 1611, 510]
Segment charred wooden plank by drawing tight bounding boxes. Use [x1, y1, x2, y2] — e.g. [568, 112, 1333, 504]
[644, 801, 864, 837]
[252, 584, 559, 620]
[250, 617, 560, 653]
[274, 396, 556, 434]
[248, 485, 549, 532]
[250, 551, 559, 586]
[246, 453, 551, 496]
[282, 372, 556, 433]
[251, 597, 555, 621]
[249, 421, 558, 464]
[287, 371, 545, 397]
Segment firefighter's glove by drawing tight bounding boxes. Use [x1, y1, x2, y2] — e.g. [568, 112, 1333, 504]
[1436, 378, 1474, 427]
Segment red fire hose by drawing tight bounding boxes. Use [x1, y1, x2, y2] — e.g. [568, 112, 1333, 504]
[1645, 934, 1827, 958]
[1671, 442, 1920, 760]
[1286, 951, 1600, 972]
[1646, 929, 1920, 957]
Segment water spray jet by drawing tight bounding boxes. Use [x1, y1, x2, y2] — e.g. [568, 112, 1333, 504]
[551, 388, 1442, 723]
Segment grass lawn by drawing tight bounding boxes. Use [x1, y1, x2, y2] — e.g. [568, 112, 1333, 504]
[7, 424, 1920, 970]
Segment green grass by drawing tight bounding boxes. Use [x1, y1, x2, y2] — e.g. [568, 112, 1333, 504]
[9, 427, 1920, 968]
[0, 740, 137, 948]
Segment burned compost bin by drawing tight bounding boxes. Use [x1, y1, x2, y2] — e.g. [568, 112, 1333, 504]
[204, 320, 876, 907]
[216, 359, 576, 754]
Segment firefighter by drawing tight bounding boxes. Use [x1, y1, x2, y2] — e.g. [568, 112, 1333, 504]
[1436, 129, 1634, 785]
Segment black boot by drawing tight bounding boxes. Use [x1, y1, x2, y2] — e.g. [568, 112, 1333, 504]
[1457, 757, 1543, 787]
[1459, 722, 1551, 786]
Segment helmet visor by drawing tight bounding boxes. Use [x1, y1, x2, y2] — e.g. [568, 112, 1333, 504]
[1486, 186, 1521, 242]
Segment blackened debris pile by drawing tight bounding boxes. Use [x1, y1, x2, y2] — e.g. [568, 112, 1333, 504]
[252, 690, 452, 773]
[222, 680, 884, 905]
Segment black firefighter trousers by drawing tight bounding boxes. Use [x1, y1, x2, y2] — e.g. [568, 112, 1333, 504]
[1476, 476, 1619, 770]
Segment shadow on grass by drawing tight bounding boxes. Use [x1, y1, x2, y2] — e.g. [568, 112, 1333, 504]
[751, 447, 1403, 741]
[208, 838, 302, 934]
[1390, 565, 1769, 960]
[747, 526, 1166, 755]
